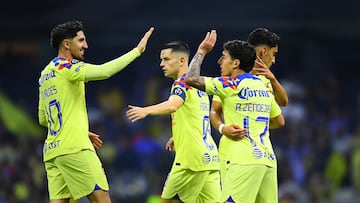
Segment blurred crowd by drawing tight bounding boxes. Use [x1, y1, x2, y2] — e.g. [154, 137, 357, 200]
[1, 42, 360, 203]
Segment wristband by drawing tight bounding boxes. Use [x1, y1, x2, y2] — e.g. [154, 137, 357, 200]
[218, 124, 225, 134]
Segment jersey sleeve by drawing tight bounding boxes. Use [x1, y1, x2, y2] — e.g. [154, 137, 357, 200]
[257, 75, 274, 95]
[37, 87, 47, 126]
[204, 76, 229, 99]
[170, 81, 187, 102]
[84, 48, 141, 81]
[212, 95, 222, 103]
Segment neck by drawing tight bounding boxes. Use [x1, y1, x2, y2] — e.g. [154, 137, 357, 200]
[57, 49, 73, 59]
[175, 67, 188, 80]
[231, 69, 246, 78]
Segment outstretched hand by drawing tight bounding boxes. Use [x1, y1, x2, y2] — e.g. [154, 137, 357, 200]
[197, 30, 217, 55]
[126, 105, 147, 122]
[136, 27, 155, 53]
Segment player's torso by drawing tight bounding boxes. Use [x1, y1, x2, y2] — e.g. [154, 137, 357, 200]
[38, 58, 92, 161]
[220, 76, 276, 167]
[171, 77, 219, 171]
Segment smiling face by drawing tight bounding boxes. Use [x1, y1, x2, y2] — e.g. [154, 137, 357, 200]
[66, 31, 88, 60]
[160, 48, 187, 80]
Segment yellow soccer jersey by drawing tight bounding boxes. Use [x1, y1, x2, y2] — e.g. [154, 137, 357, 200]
[38, 57, 94, 162]
[212, 74, 274, 166]
[205, 73, 281, 168]
[170, 74, 219, 171]
[256, 75, 273, 94]
[212, 75, 273, 104]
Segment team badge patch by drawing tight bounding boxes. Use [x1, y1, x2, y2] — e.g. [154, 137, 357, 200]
[71, 59, 80, 64]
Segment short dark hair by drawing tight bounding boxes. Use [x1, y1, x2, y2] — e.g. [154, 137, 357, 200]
[50, 20, 85, 50]
[223, 40, 256, 73]
[161, 41, 190, 57]
[247, 28, 280, 48]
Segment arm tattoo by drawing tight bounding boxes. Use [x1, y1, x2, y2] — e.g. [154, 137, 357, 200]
[186, 52, 206, 91]
[188, 52, 202, 78]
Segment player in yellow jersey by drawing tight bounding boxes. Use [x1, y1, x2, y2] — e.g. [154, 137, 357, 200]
[185, 30, 285, 203]
[126, 41, 220, 203]
[38, 20, 153, 203]
[210, 28, 288, 189]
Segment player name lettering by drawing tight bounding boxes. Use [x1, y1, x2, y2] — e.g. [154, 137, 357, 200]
[41, 85, 58, 99]
[200, 102, 210, 111]
[235, 103, 270, 113]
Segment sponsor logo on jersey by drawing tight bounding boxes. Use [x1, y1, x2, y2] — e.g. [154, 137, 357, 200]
[202, 153, 211, 164]
[39, 71, 56, 86]
[238, 87, 270, 100]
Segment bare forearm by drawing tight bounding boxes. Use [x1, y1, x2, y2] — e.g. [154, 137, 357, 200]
[210, 112, 224, 130]
[210, 102, 224, 129]
[145, 101, 179, 116]
[271, 78, 288, 106]
[269, 114, 285, 129]
[185, 52, 206, 91]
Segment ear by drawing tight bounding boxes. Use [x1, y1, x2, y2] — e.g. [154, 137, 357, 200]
[179, 56, 187, 66]
[233, 59, 240, 69]
[259, 47, 267, 59]
[63, 39, 71, 50]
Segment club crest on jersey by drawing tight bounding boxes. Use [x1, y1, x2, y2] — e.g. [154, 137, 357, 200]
[173, 87, 183, 96]
[71, 59, 80, 64]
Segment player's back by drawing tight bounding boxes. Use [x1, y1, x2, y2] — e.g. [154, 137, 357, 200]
[38, 57, 93, 162]
[224, 73, 280, 167]
[204, 73, 281, 167]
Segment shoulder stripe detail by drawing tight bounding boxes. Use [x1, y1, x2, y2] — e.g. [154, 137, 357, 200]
[52, 57, 73, 70]
[172, 73, 192, 91]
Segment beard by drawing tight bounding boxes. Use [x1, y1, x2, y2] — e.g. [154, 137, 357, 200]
[72, 52, 85, 61]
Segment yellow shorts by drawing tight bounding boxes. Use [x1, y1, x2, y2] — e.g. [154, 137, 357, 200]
[45, 149, 109, 200]
[161, 165, 220, 203]
[221, 164, 277, 203]
[219, 159, 228, 189]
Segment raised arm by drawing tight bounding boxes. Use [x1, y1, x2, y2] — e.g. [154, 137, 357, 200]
[185, 30, 217, 91]
[85, 27, 154, 81]
[253, 57, 288, 106]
